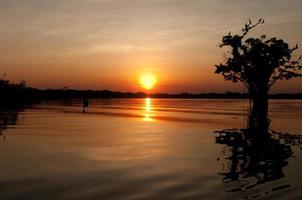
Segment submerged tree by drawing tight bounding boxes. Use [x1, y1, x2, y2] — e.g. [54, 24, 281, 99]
[215, 19, 302, 131]
[214, 127, 302, 198]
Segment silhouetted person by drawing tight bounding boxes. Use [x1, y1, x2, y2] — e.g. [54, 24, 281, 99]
[82, 97, 89, 113]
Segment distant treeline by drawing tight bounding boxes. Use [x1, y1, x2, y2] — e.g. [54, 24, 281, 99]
[1, 78, 302, 106]
[0, 78, 38, 107]
[21, 89, 302, 99]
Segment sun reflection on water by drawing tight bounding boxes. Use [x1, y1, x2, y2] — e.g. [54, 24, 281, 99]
[143, 98, 154, 121]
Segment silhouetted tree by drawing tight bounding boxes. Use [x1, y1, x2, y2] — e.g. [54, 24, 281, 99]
[215, 19, 302, 131]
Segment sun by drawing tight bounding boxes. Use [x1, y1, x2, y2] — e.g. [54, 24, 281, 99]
[139, 74, 157, 90]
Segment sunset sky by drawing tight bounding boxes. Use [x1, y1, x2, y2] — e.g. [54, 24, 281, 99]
[0, 0, 301, 93]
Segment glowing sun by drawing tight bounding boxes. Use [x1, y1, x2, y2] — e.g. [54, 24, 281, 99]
[139, 74, 157, 90]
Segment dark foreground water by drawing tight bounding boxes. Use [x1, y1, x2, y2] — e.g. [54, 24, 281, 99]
[0, 99, 301, 200]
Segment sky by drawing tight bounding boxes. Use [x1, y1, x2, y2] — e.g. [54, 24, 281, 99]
[0, 0, 301, 93]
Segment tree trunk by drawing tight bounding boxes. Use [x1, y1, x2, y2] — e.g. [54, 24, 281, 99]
[248, 88, 269, 134]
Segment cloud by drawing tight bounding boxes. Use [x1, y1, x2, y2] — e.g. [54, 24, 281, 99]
[0, 0, 301, 92]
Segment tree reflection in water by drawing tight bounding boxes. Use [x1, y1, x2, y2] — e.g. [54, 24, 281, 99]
[0, 107, 22, 141]
[215, 115, 302, 199]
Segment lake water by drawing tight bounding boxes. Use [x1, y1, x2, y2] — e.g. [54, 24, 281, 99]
[0, 99, 301, 200]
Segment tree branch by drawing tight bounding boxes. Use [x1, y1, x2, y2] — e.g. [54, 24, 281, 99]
[240, 18, 264, 39]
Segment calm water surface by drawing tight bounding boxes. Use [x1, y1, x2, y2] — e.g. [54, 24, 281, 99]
[0, 99, 301, 200]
